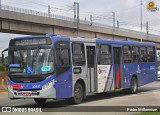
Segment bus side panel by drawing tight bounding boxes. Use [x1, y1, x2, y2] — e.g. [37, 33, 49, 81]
[123, 64, 141, 88]
[97, 64, 114, 93]
[55, 67, 72, 98]
[142, 63, 157, 85]
[123, 63, 157, 89]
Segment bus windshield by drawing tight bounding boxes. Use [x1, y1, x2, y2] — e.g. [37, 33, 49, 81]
[9, 48, 54, 75]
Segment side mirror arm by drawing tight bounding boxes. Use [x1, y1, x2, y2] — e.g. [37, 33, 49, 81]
[1, 48, 9, 67]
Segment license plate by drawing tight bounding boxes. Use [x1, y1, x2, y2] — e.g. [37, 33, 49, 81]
[22, 92, 31, 96]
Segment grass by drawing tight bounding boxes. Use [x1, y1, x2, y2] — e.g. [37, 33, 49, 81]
[133, 112, 160, 115]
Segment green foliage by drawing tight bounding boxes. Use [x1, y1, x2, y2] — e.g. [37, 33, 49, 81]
[133, 112, 160, 115]
[0, 63, 5, 72]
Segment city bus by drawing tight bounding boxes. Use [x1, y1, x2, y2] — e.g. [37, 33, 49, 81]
[1, 34, 157, 105]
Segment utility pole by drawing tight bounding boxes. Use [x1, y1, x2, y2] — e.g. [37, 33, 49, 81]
[117, 21, 119, 28]
[77, 2, 79, 29]
[48, 5, 51, 17]
[146, 21, 149, 35]
[90, 15, 92, 26]
[74, 2, 76, 27]
[140, 0, 143, 42]
[0, 0, 1, 17]
[74, 2, 79, 29]
[112, 12, 115, 28]
[112, 12, 115, 39]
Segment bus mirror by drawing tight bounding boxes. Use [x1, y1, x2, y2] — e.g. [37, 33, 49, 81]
[2, 54, 4, 63]
[1, 48, 9, 67]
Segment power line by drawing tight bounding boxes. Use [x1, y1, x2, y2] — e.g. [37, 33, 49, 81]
[115, 4, 141, 13]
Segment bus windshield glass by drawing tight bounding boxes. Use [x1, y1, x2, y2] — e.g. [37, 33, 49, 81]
[9, 48, 54, 75]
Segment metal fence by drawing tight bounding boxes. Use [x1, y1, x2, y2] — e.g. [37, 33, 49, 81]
[1, 4, 160, 38]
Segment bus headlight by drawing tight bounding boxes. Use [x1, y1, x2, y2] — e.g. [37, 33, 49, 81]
[42, 80, 55, 90]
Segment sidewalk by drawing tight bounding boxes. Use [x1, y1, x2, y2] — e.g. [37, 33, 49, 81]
[0, 72, 8, 93]
[0, 91, 7, 96]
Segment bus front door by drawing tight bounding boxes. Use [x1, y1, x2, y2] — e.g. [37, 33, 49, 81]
[86, 46, 96, 93]
[113, 47, 123, 89]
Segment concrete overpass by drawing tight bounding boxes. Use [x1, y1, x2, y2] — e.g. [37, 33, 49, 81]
[0, 4, 160, 48]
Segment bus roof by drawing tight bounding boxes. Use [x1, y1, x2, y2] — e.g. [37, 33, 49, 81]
[70, 37, 156, 46]
[13, 34, 156, 46]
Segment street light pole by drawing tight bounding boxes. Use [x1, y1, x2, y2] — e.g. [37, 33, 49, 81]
[0, 0, 1, 17]
[140, 0, 143, 42]
[112, 12, 115, 28]
[74, 2, 79, 29]
[48, 5, 51, 17]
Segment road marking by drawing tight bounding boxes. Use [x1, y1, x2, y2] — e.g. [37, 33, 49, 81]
[130, 94, 138, 96]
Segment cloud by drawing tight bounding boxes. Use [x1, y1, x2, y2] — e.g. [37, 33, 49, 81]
[0, 33, 25, 53]
[0, 0, 160, 39]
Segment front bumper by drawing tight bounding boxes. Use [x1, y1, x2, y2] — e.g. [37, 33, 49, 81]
[8, 85, 56, 99]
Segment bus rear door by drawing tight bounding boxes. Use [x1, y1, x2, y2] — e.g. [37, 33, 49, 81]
[113, 46, 123, 89]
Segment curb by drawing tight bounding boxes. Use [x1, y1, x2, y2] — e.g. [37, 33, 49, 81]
[0, 90, 8, 93]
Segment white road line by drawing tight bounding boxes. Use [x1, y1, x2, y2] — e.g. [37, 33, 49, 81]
[130, 94, 138, 96]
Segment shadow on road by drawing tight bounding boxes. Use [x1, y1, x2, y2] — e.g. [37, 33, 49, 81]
[15, 81, 160, 108]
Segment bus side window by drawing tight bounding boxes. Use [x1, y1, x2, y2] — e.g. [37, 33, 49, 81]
[147, 47, 155, 62]
[56, 48, 70, 66]
[140, 47, 147, 62]
[123, 46, 132, 63]
[72, 43, 85, 66]
[132, 46, 139, 63]
[98, 44, 112, 65]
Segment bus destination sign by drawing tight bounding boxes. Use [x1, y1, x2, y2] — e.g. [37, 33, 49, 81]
[15, 39, 47, 46]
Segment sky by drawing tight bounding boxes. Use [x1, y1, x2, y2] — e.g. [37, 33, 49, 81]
[0, 0, 160, 53]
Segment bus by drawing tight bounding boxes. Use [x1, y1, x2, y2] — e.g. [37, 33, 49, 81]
[1, 34, 157, 105]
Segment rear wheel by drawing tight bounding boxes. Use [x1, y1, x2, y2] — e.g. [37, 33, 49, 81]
[130, 77, 138, 94]
[72, 83, 84, 104]
[34, 98, 47, 105]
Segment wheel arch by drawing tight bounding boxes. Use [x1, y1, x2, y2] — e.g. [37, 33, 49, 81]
[131, 74, 138, 86]
[74, 79, 86, 99]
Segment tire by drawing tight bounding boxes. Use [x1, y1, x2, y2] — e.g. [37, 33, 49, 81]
[130, 77, 138, 94]
[72, 83, 84, 104]
[34, 98, 47, 105]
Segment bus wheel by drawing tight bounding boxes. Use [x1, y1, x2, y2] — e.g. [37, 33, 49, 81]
[130, 77, 138, 94]
[72, 83, 84, 104]
[34, 98, 47, 105]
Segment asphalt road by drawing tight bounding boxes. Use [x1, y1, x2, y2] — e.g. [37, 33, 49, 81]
[0, 81, 160, 114]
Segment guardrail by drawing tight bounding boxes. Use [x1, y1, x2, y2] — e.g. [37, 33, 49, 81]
[0, 72, 8, 92]
[1, 4, 160, 38]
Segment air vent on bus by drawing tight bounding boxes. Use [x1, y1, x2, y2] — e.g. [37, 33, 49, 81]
[46, 34, 57, 37]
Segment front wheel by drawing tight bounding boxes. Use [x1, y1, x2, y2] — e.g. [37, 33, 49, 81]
[72, 83, 84, 104]
[130, 77, 138, 94]
[34, 98, 47, 105]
